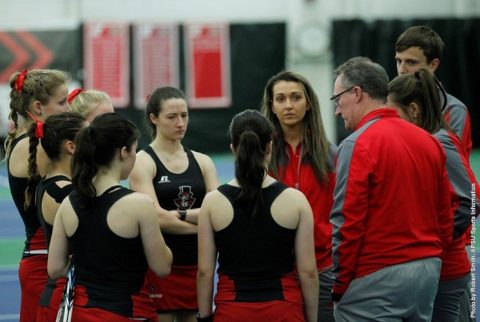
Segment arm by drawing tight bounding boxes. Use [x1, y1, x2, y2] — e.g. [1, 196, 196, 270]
[182, 152, 219, 225]
[128, 151, 197, 234]
[437, 158, 454, 250]
[137, 194, 173, 277]
[294, 191, 319, 322]
[330, 141, 371, 301]
[197, 193, 217, 318]
[441, 134, 479, 238]
[47, 199, 71, 279]
[443, 102, 472, 157]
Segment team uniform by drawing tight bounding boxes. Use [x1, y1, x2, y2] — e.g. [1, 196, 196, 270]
[441, 91, 476, 322]
[432, 129, 480, 322]
[7, 133, 49, 322]
[144, 146, 206, 313]
[331, 109, 452, 321]
[442, 92, 472, 158]
[66, 186, 156, 321]
[274, 141, 336, 322]
[35, 175, 73, 322]
[213, 181, 304, 322]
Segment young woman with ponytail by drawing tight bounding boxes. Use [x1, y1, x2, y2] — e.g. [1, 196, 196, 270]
[5, 69, 70, 322]
[24, 112, 87, 321]
[48, 113, 172, 321]
[197, 109, 319, 322]
[388, 68, 480, 322]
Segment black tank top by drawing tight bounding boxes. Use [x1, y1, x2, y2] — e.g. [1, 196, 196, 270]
[69, 186, 149, 317]
[7, 133, 44, 253]
[36, 175, 73, 246]
[215, 182, 296, 300]
[145, 145, 206, 265]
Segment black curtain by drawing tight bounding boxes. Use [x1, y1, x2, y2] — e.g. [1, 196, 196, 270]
[332, 18, 479, 148]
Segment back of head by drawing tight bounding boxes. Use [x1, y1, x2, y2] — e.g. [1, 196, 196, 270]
[72, 113, 139, 201]
[146, 86, 186, 140]
[334, 57, 389, 103]
[70, 89, 111, 119]
[5, 69, 70, 158]
[388, 68, 447, 134]
[25, 112, 86, 209]
[395, 26, 444, 63]
[230, 109, 274, 206]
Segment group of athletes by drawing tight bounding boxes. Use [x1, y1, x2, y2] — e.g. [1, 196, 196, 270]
[3, 25, 479, 322]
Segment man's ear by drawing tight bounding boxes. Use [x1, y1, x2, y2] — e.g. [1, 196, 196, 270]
[429, 58, 440, 73]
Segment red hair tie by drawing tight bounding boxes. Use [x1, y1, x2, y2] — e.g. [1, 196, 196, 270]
[26, 111, 44, 139]
[15, 69, 28, 93]
[35, 121, 44, 139]
[67, 88, 85, 104]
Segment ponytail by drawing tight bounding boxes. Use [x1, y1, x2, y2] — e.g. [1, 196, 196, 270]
[235, 130, 266, 213]
[72, 126, 98, 201]
[230, 110, 274, 219]
[72, 113, 139, 204]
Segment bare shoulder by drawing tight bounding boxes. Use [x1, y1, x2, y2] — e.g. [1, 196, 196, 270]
[135, 149, 156, 167]
[203, 189, 228, 207]
[273, 187, 310, 213]
[59, 196, 74, 211]
[130, 149, 156, 178]
[191, 150, 215, 167]
[118, 191, 154, 207]
[280, 187, 308, 201]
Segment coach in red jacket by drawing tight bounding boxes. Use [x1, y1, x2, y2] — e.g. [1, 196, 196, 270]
[330, 57, 453, 322]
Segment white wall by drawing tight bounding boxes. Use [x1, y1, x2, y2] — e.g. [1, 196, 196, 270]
[0, 0, 478, 141]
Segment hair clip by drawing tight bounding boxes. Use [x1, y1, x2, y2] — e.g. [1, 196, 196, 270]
[26, 111, 44, 139]
[68, 88, 85, 104]
[15, 69, 28, 93]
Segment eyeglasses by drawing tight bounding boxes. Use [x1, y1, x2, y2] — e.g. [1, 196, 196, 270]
[330, 86, 354, 106]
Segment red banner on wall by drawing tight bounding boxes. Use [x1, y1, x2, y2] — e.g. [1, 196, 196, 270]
[84, 22, 130, 108]
[184, 23, 231, 108]
[133, 24, 179, 108]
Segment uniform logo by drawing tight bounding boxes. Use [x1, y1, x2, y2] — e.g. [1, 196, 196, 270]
[158, 176, 170, 183]
[174, 185, 196, 209]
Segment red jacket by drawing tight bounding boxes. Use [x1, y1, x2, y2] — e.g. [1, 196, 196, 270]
[435, 129, 479, 280]
[275, 142, 336, 271]
[331, 108, 452, 300]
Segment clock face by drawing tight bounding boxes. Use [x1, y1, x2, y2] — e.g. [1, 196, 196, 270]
[297, 24, 329, 58]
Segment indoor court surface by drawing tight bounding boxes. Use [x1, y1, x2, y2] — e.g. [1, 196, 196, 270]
[0, 151, 479, 321]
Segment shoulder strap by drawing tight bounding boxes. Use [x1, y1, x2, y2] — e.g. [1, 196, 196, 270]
[45, 176, 73, 203]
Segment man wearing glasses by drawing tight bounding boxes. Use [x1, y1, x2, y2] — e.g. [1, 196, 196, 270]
[330, 57, 452, 322]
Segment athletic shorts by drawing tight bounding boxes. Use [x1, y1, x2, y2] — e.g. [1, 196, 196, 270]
[19, 254, 48, 322]
[214, 300, 305, 322]
[145, 264, 198, 312]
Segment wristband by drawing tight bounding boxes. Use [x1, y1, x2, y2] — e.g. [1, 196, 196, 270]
[178, 210, 187, 221]
[196, 313, 213, 322]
